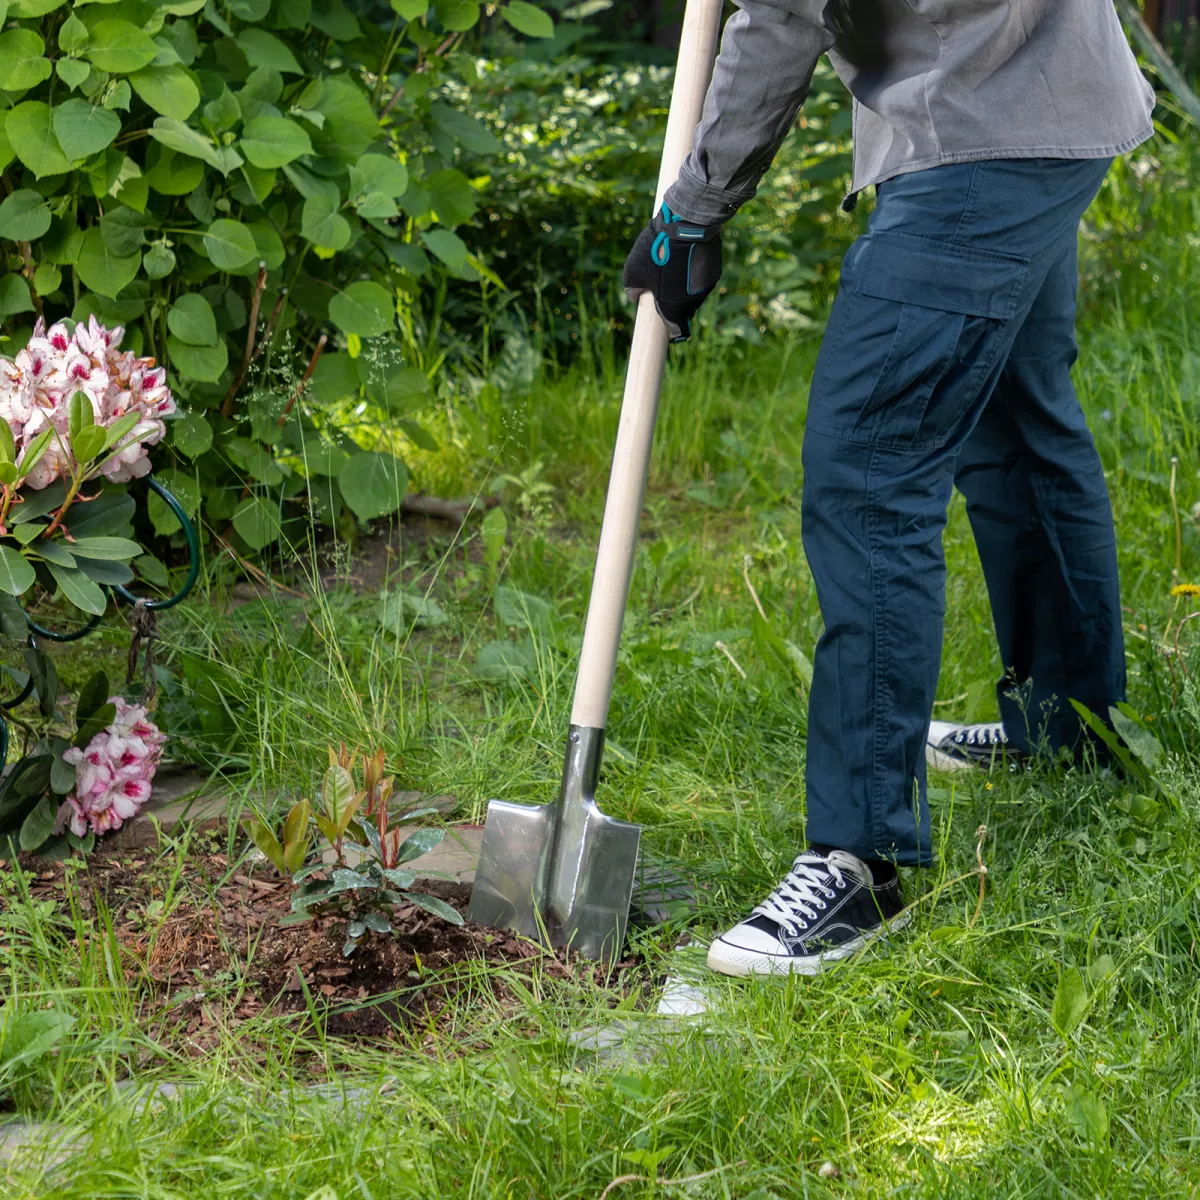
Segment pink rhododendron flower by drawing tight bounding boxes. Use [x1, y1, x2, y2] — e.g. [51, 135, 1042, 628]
[0, 317, 177, 489]
[59, 698, 166, 838]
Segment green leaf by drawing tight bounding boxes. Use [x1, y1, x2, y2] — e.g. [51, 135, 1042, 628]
[500, 0, 554, 36]
[243, 815, 286, 873]
[16, 429, 55, 482]
[56, 59, 90, 89]
[0, 29, 51, 91]
[65, 490, 134, 539]
[392, 826, 443, 865]
[168, 336, 228, 382]
[167, 294, 217, 345]
[310, 0, 359, 40]
[32, 263, 61, 296]
[75, 228, 140, 299]
[473, 637, 536, 682]
[129, 64, 200, 120]
[69, 390, 93, 443]
[322, 763, 354, 826]
[19, 795, 57, 852]
[142, 242, 176, 279]
[58, 14, 88, 53]
[300, 193, 350, 250]
[9, 0, 66, 15]
[364, 366, 429, 415]
[31, 539, 76, 568]
[1064, 1085, 1109, 1143]
[350, 154, 408, 198]
[239, 28, 302, 73]
[376, 588, 449, 632]
[24, 650, 56, 719]
[148, 118, 224, 172]
[240, 115, 312, 168]
[420, 228, 468, 272]
[72, 425, 107, 463]
[0, 274, 35, 319]
[481, 505, 506, 571]
[390, 0, 427, 17]
[430, 102, 499, 154]
[329, 281, 393, 337]
[85, 19, 157, 74]
[1051, 967, 1089, 1038]
[99, 204, 149, 256]
[74, 701, 114, 748]
[231, 495, 281, 549]
[203, 219, 257, 270]
[337, 450, 407, 521]
[1109, 703, 1165, 769]
[172, 411, 212, 458]
[0, 592, 24, 638]
[328, 867, 375, 894]
[75, 668, 109, 724]
[6, 101, 71, 177]
[0, 189, 51, 241]
[51, 99, 120, 162]
[302, 75, 377, 164]
[47, 561, 107, 615]
[66, 536, 141, 561]
[50, 754, 76, 795]
[495, 585, 554, 636]
[437, 0, 479, 31]
[404, 891, 464, 924]
[0, 545, 35, 595]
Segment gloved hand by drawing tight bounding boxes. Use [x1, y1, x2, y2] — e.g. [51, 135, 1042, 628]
[622, 202, 722, 343]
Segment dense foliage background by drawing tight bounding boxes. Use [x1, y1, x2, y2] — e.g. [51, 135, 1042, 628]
[0, 0, 864, 565]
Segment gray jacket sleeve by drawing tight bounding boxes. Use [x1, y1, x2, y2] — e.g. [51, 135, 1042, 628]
[663, 0, 835, 226]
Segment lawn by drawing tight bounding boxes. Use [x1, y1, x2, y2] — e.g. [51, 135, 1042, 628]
[3, 139, 1200, 1198]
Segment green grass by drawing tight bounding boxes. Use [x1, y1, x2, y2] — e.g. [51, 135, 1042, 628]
[4, 137, 1200, 1197]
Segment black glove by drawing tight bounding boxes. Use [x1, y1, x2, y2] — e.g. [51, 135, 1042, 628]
[622, 202, 722, 343]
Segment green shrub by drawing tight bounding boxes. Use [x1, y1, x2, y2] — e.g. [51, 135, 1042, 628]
[0, 0, 557, 552]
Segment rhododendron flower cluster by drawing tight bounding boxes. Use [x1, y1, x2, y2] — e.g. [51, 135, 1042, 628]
[59, 698, 166, 837]
[0, 317, 176, 488]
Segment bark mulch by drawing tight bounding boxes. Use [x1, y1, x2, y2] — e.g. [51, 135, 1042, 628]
[11, 843, 643, 1053]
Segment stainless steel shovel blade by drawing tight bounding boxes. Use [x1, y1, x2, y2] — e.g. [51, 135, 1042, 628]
[469, 727, 641, 962]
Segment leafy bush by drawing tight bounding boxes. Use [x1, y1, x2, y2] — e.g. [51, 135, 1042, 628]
[0, 0, 557, 552]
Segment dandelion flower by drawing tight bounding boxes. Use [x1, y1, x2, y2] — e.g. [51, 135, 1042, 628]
[1170, 582, 1200, 598]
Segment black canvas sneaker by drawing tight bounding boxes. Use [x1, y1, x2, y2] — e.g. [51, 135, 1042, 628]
[926, 720, 1022, 772]
[706, 849, 908, 977]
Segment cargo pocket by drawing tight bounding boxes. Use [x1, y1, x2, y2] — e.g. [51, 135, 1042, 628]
[840, 232, 1029, 451]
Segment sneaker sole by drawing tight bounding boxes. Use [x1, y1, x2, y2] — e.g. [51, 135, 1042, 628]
[705, 913, 912, 978]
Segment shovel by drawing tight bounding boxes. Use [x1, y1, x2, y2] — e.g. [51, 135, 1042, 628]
[467, 0, 725, 962]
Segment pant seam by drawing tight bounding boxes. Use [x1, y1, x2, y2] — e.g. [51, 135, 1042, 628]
[866, 441, 887, 857]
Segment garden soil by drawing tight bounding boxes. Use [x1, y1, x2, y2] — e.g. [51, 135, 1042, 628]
[10, 845, 642, 1053]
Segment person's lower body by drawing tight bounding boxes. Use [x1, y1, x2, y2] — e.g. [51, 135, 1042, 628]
[708, 157, 1125, 977]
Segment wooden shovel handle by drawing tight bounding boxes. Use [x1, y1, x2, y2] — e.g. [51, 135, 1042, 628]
[569, 0, 725, 730]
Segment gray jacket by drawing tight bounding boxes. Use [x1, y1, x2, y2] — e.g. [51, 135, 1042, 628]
[665, 0, 1157, 225]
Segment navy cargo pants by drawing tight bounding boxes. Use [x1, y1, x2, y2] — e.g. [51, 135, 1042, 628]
[801, 157, 1126, 866]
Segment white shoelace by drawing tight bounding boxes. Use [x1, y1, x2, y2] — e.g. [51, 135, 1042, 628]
[752, 853, 847, 935]
[953, 722, 1007, 747]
